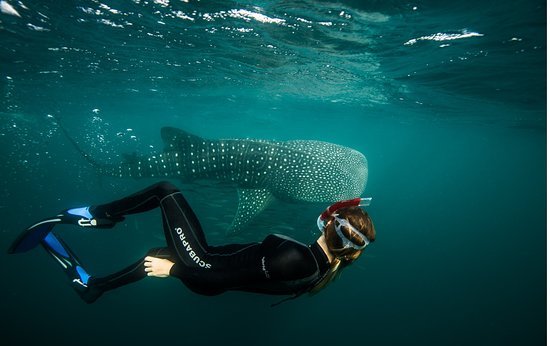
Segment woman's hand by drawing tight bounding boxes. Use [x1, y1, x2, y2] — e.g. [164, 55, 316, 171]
[144, 256, 175, 278]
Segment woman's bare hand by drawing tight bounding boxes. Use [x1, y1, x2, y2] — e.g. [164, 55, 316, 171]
[144, 256, 175, 278]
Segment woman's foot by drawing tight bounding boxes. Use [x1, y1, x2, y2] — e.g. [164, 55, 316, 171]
[58, 206, 124, 228]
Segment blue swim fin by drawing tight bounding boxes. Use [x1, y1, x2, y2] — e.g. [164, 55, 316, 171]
[41, 232, 104, 303]
[41, 232, 91, 288]
[8, 207, 124, 254]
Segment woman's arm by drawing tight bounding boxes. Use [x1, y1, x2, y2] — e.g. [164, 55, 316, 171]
[144, 256, 175, 278]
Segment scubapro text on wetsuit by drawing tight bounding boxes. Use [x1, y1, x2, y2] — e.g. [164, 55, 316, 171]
[175, 227, 212, 268]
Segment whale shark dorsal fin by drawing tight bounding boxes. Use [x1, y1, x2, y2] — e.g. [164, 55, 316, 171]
[227, 188, 274, 235]
[160, 127, 206, 151]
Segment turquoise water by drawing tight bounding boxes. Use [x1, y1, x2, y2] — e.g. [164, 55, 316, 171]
[1, 0, 546, 345]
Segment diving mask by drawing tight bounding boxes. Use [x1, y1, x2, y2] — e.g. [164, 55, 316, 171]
[333, 214, 370, 250]
[316, 197, 372, 250]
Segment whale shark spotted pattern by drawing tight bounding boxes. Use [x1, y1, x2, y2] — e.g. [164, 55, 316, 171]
[101, 127, 368, 233]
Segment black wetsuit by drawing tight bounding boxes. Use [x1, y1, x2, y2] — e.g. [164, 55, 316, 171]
[87, 182, 330, 301]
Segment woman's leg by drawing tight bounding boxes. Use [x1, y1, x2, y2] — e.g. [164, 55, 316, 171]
[92, 181, 181, 218]
[86, 181, 258, 300]
[83, 247, 173, 304]
[157, 190, 212, 268]
[40, 229, 174, 303]
[93, 181, 211, 261]
[80, 181, 214, 301]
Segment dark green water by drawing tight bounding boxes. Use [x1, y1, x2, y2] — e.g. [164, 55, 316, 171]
[0, 0, 546, 345]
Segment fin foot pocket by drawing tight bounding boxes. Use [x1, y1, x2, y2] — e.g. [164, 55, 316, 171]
[73, 278, 104, 304]
[59, 206, 125, 229]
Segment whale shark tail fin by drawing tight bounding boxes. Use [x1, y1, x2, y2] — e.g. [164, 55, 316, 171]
[161, 126, 209, 151]
[56, 118, 105, 170]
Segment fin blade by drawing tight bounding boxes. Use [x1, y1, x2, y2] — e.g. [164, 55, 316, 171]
[8, 218, 61, 254]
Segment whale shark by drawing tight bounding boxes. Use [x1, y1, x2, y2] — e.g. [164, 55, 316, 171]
[72, 127, 368, 233]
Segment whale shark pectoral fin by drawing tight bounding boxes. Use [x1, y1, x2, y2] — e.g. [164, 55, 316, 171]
[227, 188, 274, 235]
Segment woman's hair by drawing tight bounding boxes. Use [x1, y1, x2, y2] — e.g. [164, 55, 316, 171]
[310, 206, 375, 293]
